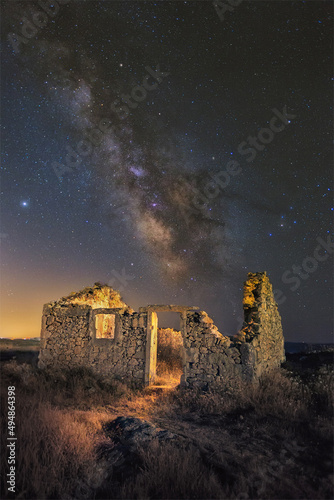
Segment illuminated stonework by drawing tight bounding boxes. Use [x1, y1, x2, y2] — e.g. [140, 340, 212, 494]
[38, 273, 285, 387]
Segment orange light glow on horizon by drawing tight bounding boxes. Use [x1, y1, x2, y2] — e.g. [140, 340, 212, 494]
[0, 265, 145, 340]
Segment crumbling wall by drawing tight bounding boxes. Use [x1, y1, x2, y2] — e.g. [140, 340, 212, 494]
[181, 272, 285, 387]
[55, 282, 130, 310]
[38, 272, 285, 388]
[235, 272, 285, 379]
[38, 300, 147, 383]
[181, 310, 239, 387]
[39, 304, 91, 369]
[87, 310, 147, 382]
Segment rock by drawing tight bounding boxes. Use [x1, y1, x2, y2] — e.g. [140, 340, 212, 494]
[104, 416, 177, 449]
[91, 416, 180, 487]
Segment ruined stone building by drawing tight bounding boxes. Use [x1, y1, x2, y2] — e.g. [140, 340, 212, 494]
[38, 272, 285, 387]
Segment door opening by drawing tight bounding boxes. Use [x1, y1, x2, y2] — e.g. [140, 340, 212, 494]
[145, 310, 184, 387]
[156, 312, 183, 387]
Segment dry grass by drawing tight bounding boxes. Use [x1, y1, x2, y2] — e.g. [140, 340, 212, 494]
[1, 357, 333, 500]
[155, 351, 183, 387]
[0, 395, 110, 499]
[166, 367, 334, 421]
[1, 361, 134, 410]
[149, 367, 333, 500]
[119, 441, 225, 500]
[0, 362, 133, 499]
[156, 328, 183, 387]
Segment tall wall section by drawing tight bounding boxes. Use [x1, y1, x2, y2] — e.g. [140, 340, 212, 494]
[235, 272, 285, 379]
[181, 272, 285, 387]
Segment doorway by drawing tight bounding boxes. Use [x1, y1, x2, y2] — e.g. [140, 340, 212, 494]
[156, 312, 183, 387]
[144, 307, 188, 387]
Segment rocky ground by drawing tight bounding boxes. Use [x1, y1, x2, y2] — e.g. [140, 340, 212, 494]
[89, 376, 333, 500]
[0, 346, 333, 500]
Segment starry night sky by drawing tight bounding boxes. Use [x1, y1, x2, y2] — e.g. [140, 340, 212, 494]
[1, 0, 333, 341]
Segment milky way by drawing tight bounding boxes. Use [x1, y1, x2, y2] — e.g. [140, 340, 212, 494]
[9, 6, 241, 285]
[1, 0, 333, 340]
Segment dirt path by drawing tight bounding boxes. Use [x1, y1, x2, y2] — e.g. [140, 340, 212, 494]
[99, 381, 332, 500]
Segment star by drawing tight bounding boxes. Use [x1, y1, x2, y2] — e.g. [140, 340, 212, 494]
[1, 0, 332, 345]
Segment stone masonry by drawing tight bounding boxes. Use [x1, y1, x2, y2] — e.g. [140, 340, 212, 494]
[38, 273, 285, 387]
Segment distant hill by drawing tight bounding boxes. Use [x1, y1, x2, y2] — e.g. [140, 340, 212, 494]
[285, 342, 334, 354]
[0, 338, 40, 350]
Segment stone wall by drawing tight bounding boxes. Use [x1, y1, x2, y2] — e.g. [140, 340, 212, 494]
[54, 282, 131, 310]
[181, 310, 238, 387]
[235, 272, 285, 379]
[38, 272, 285, 388]
[39, 302, 148, 383]
[179, 272, 285, 387]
